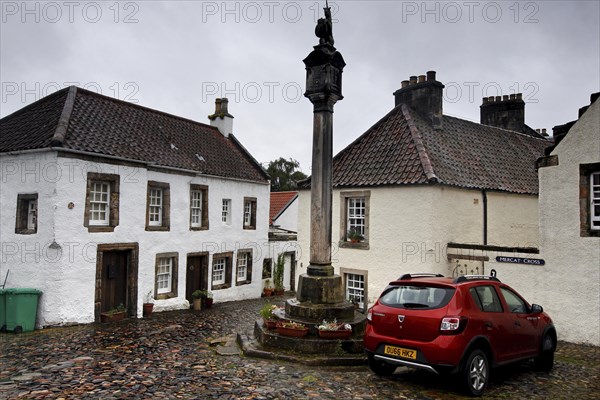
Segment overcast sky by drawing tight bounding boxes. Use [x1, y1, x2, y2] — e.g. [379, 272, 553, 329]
[1, 0, 599, 173]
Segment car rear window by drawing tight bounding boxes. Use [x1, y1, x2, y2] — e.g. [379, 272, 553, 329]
[379, 285, 455, 309]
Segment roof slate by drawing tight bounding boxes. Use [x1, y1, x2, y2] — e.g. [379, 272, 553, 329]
[0, 87, 269, 183]
[315, 104, 550, 194]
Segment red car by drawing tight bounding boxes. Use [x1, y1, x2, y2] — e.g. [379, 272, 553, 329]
[364, 272, 556, 396]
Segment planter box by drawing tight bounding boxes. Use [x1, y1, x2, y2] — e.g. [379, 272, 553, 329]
[264, 318, 278, 330]
[276, 325, 309, 338]
[318, 329, 352, 339]
[100, 311, 126, 323]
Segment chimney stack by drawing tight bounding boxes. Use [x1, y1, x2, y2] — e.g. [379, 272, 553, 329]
[393, 70, 444, 129]
[208, 98, 234, 137]
[480, 93, 525, 132]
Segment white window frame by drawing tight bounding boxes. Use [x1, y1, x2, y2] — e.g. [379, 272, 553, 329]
[149, 188, 163, 226]
[190, 189, 203, 228]
[346, 273, 365, 310]
[237, 252, 248, 282]
[27, 199, 37, 230]
[244, 200, 252, 226]
[222, 199, 231, 224]
[347, 197, 366, 237]
[212, 258, 226, 285]
[156, 257, 173, 294]
[591, 172, 600, 230]
[89, 182, 110, 226]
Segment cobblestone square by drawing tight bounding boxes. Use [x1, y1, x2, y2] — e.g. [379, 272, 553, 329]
[1, 297, 598, 399]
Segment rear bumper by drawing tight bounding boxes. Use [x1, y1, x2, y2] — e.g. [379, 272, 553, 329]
[364, 326, 467, 372]
[369, 352, 440, 374]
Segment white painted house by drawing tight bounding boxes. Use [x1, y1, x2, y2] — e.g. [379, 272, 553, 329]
[263, 191, 299, 292]
[535, 94, 600, 345]
[297, 72, 551, 311]
[0, 87, 270, 327]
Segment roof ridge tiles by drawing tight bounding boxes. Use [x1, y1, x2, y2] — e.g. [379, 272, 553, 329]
[401, 104, 438, 183]
[50, 86, 77, 146]
[73, 86, 219, 133]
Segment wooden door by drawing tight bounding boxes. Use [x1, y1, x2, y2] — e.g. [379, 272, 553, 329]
[101, 251, 128, 312]
[186, 255, 208, 304]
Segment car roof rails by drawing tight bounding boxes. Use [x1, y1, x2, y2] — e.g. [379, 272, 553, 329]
[453, 275, 500, 283]
[398, 273, 445, 280]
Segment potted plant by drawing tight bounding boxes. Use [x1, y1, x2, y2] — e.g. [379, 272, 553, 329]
[347, 228, 364, 243]
[143, 290, 154, 317]
[100, 303, 127, 323]
[273, 254, 285, 296]
[276, 320, 309, 338]
[202, 290, 214, 309]
[317, 319, 352, 339]
[259, 303, 282, 329]
[263, 279, 274, 297]
[191, 290, 203, 311]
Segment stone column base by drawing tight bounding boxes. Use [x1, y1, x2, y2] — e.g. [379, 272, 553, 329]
[296, 273, 345, 303]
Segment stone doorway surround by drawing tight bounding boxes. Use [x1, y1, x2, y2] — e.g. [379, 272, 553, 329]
[94, 243, 139, 321]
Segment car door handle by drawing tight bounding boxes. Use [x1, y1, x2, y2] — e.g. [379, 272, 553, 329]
[514, 321, 521, 327]
[484, 322, 493, 329]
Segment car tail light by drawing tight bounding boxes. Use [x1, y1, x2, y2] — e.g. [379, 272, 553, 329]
[440, 316, 468, 334]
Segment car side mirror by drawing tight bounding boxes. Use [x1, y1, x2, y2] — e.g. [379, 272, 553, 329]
[531, 304, 543, 314]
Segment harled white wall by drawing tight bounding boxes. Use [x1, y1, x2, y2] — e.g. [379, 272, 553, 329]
[297, 184, 540, 307]
[535, 99, 600, 345]
[0, 152, 269, 327]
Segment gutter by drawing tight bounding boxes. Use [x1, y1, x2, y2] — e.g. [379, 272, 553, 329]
[482, 190, 488, 245]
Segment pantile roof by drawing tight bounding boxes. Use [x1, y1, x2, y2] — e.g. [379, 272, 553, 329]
[269, 191, 298, 225]
[310, 104, 551, 194]
[0, 87, 269, 183]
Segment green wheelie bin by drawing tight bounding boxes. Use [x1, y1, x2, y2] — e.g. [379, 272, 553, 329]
[0, 288, 6, 331]
[5, 288, 42, 333]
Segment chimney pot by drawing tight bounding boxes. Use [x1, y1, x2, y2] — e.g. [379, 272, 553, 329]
[516, 93, 523, 100]
[542, 128, 547, 135]
[418, 75, 426, 83]
[401, 80, 409, 88]
[482, 97, 488, 104]
[488, 96, 495, 103]
[503, 95, 509, 101]
[426, 71, 436, 81]
[536, 129, 541, 133]
[221, 98, 229, 114]
[409, 76, 418, 85]
[495, 96, 501, 102]
[510, 94, 516, 100]
[214, 98, 222, 113]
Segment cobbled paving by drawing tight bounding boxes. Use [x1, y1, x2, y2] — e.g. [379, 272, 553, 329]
[1, 296, 598, 399]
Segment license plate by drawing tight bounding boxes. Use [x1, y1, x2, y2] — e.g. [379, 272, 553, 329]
[384, 345, 417, 360]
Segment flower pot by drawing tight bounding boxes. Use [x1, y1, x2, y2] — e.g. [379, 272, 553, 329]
[100, 311, 126, 323]
[143, 303, 154, 318]
[264, 318, 278, 330]
[263, 288, 274, 297]
[203, 298, 213, 309]
[274, 289, 285, 296]
[276, 325, 309, 338]
[193, 298, 202, 311]
[318, 329, 352, 339]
